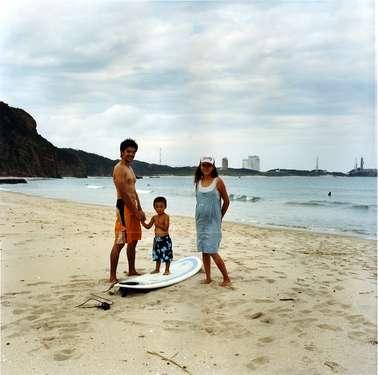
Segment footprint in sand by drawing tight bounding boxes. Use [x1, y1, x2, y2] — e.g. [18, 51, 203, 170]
[324, 361, 346, 373]
[246, 356, 270, 370]
[299, 309, 313, 314]
[317, 324, 342, 331]
[162, 319, 198, 332]
[53, 348, 76, 361]
[260, 317, 273, 324]
[12, 308, 27, 315]
[347, 330, 368, 342]
[304, 343, 316, 351]
[246, 312, 263, 320]
[258, 336, 274, 344]
[345, 314, 365, 324]
[26, 281, 53, 286]
[4, 291, 32, 296]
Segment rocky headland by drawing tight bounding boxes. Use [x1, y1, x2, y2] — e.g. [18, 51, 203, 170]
[0, 102, 116, 178]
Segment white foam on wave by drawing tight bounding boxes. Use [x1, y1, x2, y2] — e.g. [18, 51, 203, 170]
[87, 185, 104, 189]
[0, 187, 10, 191]
[137, 189, 152, 194]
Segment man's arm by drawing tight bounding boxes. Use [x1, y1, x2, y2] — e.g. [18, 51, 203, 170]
[136, 194, 142, 211]
[135, 194, 146, 221]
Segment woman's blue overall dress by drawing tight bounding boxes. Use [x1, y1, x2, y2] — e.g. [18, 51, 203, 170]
[195, 178, 222, 253]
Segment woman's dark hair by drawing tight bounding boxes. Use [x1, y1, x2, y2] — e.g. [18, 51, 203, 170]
[120, 139, 138, 152]
[194, 162, 218, 187]
[153, 196, 167, 208]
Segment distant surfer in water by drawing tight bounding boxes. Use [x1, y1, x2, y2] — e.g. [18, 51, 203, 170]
[142, 196, 173, 275]
[194, 156, 231, 287]
[109, 139, 145, 283]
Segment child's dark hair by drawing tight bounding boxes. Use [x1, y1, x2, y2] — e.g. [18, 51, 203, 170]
[153, 196, 167, 208]
[120, 139, 138, 152]
[194, 162, 218, 186]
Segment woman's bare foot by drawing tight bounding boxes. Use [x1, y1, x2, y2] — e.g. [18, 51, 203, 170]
[108, 278, 119, 283]
[219, 279, 231, 287]
[163, 271, 170, 275]
[200, 279, 212, 284]
[150, 269, 160, 274]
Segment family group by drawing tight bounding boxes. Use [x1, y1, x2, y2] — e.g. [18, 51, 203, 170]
[109, 139, 231, 287]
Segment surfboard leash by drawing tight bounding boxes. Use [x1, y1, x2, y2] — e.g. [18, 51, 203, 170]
[75, 296, 113, 310]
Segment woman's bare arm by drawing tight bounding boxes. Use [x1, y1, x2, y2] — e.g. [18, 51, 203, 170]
[217, 178, 230, 219]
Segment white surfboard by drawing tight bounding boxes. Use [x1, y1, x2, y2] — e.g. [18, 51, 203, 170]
[115, 256, 202, 290]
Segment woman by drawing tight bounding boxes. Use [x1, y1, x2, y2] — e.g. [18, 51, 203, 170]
[194, 156, 231, 286]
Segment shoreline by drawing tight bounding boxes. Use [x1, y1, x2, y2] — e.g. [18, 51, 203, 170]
[1, 190, 377, 374]
[0, 190, 375, 241]
[1, 173, 378, 180]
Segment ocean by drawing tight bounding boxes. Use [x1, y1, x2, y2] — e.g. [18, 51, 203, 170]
[1, 175, 376, 239]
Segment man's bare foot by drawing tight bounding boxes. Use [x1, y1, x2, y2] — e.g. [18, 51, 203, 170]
[219, 279, 231, 287]
[150, 269, 160, 274]
[128, 272, 141, 276]
[108, 278, 119, 283]
[200, 279, 212, 284]
[163, 271, 170, 275]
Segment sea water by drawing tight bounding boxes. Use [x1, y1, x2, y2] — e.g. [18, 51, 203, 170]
[1, 175, 376, 239]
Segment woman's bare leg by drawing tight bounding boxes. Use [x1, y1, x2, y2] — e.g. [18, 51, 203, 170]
[201, 253, 212, 283]
[210, 253, 231, 286]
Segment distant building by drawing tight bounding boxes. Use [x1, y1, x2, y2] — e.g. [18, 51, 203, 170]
[222, 157, 228, 170]
[349, 156, 377, 176]
[242, 155, 260, 171]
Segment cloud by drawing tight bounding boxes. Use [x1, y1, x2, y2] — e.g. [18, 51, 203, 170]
[0, 0, 375, 171]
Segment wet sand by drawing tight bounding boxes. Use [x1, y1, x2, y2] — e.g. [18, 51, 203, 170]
[1, 191, 377, 374]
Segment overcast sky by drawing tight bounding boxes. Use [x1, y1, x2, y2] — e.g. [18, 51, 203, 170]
[0, 0, 375, 171]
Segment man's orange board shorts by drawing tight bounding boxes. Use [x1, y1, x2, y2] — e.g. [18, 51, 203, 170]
[114, 199, 141, 244]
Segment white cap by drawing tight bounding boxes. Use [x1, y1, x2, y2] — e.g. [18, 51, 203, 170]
[200, 156, 215, 164]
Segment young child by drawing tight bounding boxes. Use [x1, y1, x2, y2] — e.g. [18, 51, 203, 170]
[142, 196, 173, 275]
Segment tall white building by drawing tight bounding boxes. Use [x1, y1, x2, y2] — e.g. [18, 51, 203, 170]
[242, 155, 260, 171]
[222, 157, 228, 170]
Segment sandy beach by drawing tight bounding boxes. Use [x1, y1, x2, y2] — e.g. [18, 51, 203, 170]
[1, 191, 376, 375]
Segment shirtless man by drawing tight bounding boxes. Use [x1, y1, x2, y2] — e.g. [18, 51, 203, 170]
[109, 139, 145, 283]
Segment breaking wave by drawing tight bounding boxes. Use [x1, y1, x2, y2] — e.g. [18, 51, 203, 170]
[229, 194, 261, 202]
[286, 200, 375, 210]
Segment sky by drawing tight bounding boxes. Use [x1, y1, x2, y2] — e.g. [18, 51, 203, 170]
[0, 0, 376, 172]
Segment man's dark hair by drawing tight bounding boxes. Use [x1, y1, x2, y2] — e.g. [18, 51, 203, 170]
[153, 196, 167, 208]
[120, 139, 138, 152]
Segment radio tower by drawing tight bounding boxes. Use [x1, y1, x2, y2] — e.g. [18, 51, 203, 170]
[159, 148, 162, 165]
[315, 156, 319, 171]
